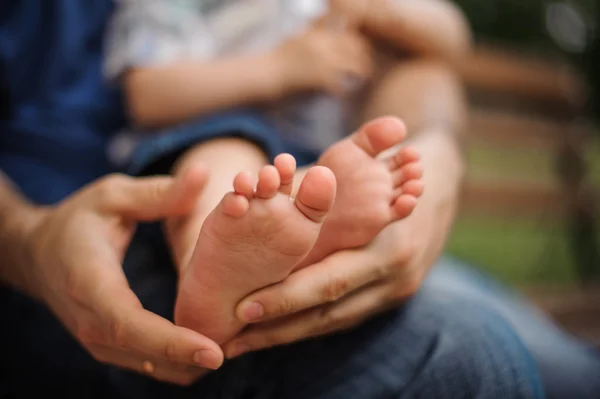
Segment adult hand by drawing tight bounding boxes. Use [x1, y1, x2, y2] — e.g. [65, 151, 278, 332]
[23, 168, 223, 385]
[224, 199, 449, 358]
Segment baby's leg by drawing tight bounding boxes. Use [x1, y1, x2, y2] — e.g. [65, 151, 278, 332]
[175, 160, 336, 343]
[332, 0, 471, 59]
[165, 138, 269, 276]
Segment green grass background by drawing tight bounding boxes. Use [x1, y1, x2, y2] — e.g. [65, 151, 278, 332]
[446, 136, 600, 287]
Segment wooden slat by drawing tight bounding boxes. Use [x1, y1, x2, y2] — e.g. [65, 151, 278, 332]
[458, 44, 600, 334]
[469, 108, 563, 146]
[523, 284, 600, 344]
[458, 46, 587, 111]
[465, 108, 592, 149]
[460, 181, 599, 217]
[461, 181, 567, 216]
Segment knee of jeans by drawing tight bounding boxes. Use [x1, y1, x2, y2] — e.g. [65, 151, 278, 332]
[404, 292, 544, 398]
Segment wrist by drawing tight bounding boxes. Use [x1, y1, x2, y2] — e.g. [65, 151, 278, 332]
[391, 130, 465, 277]
[0, 200, 50, 296]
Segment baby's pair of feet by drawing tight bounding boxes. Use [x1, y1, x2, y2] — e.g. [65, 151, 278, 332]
[175, 117, 423, 345]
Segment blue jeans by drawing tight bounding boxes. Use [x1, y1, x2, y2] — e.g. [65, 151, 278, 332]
[1, 233, 548, 399]
[120, 112, 596, 397]
[429, 259, 600, 399]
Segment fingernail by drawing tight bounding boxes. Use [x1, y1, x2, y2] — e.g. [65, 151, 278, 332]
[193, 350, 221, 370]
[240, 301, 264, 322]
[227, 343, 251, 359]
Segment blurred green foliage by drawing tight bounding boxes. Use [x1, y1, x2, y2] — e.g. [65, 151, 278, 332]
[454, 0, 600, 120]
[454, 0, 596, 51]
[443, 2, 600, 284]
[446, 136, 600, 285]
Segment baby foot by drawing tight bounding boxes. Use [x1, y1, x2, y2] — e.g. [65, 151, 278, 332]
[174, 156, 336, 344]
[300, 117, 423, 267]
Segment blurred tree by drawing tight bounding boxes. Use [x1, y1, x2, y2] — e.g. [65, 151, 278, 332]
[455, 0, 557, 51]
[582, 3, 600, 118]
[454, 0, 600, 120]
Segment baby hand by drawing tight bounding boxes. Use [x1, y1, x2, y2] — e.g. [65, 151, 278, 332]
[273, 24, 373, 96]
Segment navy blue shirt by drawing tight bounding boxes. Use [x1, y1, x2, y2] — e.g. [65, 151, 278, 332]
[0, 0, 125, 204]
[0, 1, 311, 206]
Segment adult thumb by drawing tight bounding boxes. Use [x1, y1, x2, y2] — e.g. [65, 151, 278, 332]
[98, 165, 208, 221]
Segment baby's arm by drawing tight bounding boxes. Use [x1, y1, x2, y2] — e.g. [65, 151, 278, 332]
[105, 1, 297, 130]
[106, 1, 373, 130]
[124, 53, 286, 129]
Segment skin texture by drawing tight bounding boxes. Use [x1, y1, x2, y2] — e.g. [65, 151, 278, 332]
[124, 25, 372, 129]
[175, 160, 337, 344]
[173, 119, 423, 345]
[0, 0, 471, 386]
[0, 168, 224, 385]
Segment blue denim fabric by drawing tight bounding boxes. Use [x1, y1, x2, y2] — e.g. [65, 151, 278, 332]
[428, 258, 600, 399]
[0, 234, 544, 399]
[123, 110, 290, 176]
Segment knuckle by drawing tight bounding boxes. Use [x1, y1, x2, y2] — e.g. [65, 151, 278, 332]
[75, 325, 99, 346]
[320, 274, 350, 302]
[163, 335, 179, 362]
[313, 308, 341, 337]
[64, 269, 85, 305]
[64, 269, 78, 299]
[95, 174, 128, 203]
[271, 297, 297, 318]
[107, 316, 127, 347]
[371, 262, 390, 281]
[319, 306, 340, 327]
[146, 180, 169, 205]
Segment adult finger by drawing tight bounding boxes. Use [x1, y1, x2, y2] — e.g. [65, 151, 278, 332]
[92, 282, 224, 370]
[89, 345, 207, 386]
[225, 282, 390, 359]
[95, 165, 208, 220]
[110, 307, 224, 370]
[235, 249, 389, 323]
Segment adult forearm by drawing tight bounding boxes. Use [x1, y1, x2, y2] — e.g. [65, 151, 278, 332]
[410, 129, 464, 222]
[125, 52, 286, 129]
[0, 173, 45, 293]
[402, 128, 465, 278]
[334, 0, 472, 63]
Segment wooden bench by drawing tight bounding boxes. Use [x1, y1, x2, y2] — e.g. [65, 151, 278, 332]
[455, 44, 600, 344]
